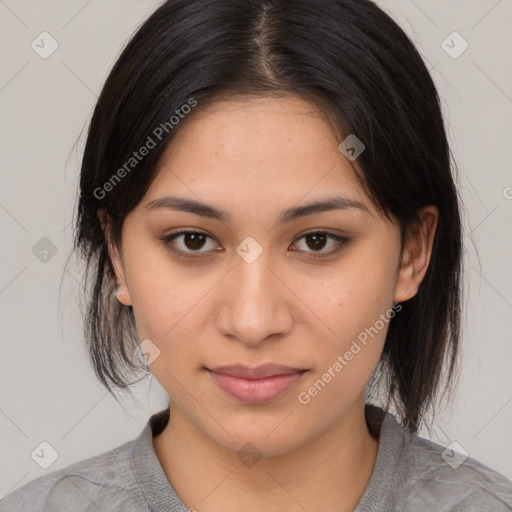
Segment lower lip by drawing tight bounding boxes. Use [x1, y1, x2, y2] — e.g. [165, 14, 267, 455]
[207, 370, 306, 404]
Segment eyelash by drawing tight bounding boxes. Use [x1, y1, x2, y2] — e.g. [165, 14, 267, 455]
[158, 229, 349, 260]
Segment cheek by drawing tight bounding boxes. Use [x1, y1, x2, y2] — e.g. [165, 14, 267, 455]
[128, 271, 208, 395]
[303, 248, 398, 344]
[121, 240, 208, 349]
[295, 261, 396, 414]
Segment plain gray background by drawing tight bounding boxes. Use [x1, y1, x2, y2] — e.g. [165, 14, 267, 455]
[1, 0, 511, 499]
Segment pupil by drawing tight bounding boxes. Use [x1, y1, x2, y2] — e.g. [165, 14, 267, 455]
[185, 233, 205, 250]
[182, 233, 328, 252]
[307, 233, 326, 251]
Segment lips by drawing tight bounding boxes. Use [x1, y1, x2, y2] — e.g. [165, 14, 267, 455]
[207, 364, 307, 379]
[205, 364, 308, 404]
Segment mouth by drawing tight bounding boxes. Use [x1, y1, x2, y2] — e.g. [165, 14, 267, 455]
[204, 364, 309, 404]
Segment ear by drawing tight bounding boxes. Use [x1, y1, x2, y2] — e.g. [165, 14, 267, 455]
[394, 205, 439, 303]
[97, 209, 132, 306]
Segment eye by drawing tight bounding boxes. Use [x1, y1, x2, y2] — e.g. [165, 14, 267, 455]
[159, 229, 349, 260]
[291, 231, 348, 258]
[159, 230, 219, 258]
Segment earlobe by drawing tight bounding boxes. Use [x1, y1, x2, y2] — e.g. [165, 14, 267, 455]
[114, 284, 132, 306]
[394, 205, 439, 303]
[97, 209, 132, 306]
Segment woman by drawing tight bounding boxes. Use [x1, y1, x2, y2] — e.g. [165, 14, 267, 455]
[2, 0, 511, 510]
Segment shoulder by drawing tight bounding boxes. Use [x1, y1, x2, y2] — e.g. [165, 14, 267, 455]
[0, 437, 146, 512]
[398, 422, 512, 510]
[360, 407, 512, 511]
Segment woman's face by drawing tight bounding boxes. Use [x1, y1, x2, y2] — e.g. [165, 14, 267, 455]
[107, 95, 427, 457]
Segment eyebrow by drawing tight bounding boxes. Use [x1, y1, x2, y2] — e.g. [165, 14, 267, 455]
[145, 194, 370, 223]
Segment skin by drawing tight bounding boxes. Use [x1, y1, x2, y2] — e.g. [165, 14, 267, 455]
[99, 95, 438, 512]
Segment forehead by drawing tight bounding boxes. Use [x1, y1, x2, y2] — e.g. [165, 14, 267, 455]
[164, 95, 338, 160]
[144, 95, 371, 215]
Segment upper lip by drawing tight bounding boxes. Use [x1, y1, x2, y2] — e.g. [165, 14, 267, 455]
[207, 364, 307, 379]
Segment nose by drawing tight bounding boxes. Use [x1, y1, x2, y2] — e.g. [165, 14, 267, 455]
[216, 249, 294, 347]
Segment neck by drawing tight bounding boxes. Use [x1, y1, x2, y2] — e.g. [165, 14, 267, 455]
[153, 396, 380, 512]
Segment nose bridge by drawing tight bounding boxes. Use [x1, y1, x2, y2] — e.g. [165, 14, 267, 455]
[235, 249, 273, 304]
[216, 243, 292, 344]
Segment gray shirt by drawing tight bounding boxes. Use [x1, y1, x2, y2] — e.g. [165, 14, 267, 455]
[1, 404, 511, 511]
